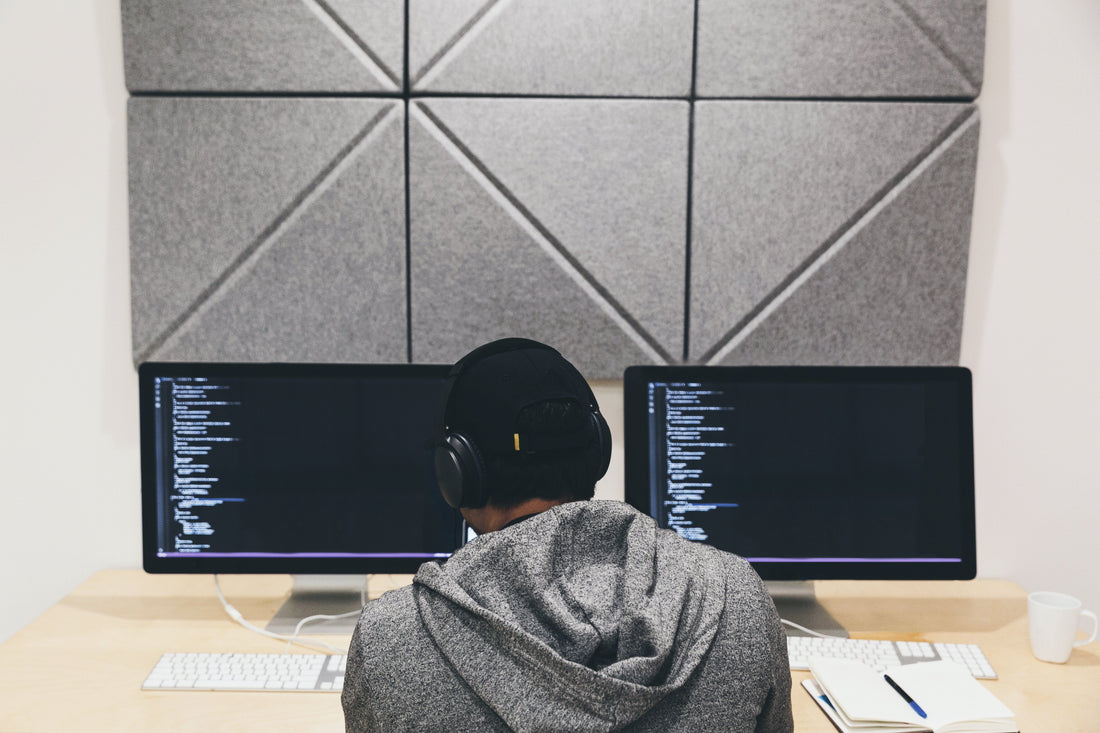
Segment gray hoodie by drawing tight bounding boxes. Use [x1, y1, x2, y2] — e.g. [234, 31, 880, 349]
[342, 500, 792, 732]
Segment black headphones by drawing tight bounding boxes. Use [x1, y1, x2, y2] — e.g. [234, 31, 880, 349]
[433, 338, 612, 509]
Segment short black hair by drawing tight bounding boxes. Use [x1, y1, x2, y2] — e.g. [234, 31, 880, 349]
[482, 399, 601, 508]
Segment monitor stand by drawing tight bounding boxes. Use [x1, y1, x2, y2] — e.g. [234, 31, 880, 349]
[767, 581, 849, 638]
[266, 574, 417, 635]
[265, 575, 366, 635]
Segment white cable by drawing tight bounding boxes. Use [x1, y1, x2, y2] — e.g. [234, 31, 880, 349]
[284, 610, 362, 654]
[280, 575, 373, 651]
[780, 618, 847, 639]
[212, 575, 348, 655]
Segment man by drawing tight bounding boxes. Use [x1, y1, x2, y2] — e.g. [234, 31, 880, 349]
[342, 338, 792, 732]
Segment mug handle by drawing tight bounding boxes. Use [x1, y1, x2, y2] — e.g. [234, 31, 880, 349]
[1074, 610, 1098, 648]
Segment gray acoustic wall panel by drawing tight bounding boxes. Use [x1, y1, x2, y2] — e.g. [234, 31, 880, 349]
[416, 98, 688, 363]
[129, 98, 407, 363]
[690, 101, 976, 362]
[409, 99, 688, 376]
[409, 0, 694, 96]
[713, 116, 980, 366]
[124, 1, 986, 374]
[696, 0, 985, 99]
[121, 0, 403, 92]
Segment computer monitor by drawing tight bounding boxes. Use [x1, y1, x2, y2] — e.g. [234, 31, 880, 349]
[623, 366, 976, 634]
[139, 362, 462, 631]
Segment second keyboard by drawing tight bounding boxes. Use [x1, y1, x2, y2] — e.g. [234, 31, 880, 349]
[787, 636, 997, 679]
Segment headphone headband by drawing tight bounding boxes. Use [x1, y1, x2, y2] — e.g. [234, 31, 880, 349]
[435, 338, 564, 443]
[433, 338, 611, 509]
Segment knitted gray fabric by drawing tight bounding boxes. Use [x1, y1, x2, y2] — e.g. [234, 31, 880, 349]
[342, 500, 792, 732]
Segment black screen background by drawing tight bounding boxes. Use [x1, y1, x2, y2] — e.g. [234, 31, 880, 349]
[649, 379, 965, 562]
[154, 373, 457, 557]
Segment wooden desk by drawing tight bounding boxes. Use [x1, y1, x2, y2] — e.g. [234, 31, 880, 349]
[800, 579, 1100, 732]
[0, 571, 1096, 732]
[0, 571, 347, 732]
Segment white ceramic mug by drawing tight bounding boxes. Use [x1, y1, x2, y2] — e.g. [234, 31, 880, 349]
[1028, 591, 1098, 663]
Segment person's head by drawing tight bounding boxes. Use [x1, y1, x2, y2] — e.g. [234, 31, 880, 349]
[433, 338, 611, 522]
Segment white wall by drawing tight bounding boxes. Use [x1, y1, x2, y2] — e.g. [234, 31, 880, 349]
[1, 1, 1097, 643]
[965, 0, 1100, 615]
[0, 1, 138, 642]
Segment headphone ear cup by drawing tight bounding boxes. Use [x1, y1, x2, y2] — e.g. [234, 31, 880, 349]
[590, 410, 612, 483]
[434, 432, 486, 509]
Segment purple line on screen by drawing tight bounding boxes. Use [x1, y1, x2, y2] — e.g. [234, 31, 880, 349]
[158, 552, 452, 559]
[745, 557, 962, 563]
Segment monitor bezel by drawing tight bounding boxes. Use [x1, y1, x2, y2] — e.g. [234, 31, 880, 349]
[138, 361, 460, 575]
[623, 365, 976, 581]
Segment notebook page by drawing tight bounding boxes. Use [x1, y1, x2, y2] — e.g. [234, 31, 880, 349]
[808, 658, 925, 726]
[886, 661, 1015, 728]
[802, 679, 921, 733]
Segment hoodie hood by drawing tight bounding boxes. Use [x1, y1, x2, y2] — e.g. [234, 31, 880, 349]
[412, 500, 728, 732]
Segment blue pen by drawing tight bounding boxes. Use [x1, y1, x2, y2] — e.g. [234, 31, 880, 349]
[884, 674, 927, 719]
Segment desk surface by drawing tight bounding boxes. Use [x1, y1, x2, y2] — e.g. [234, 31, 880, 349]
[1, 571, 1097, 732]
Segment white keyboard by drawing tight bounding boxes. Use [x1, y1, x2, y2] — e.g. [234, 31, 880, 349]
[142, 652, 347, 692]
[787, 636, 997, 679]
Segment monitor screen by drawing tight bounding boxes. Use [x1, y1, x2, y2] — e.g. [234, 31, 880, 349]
[139, 362, 462, 574]
[623, 366, 976, 580]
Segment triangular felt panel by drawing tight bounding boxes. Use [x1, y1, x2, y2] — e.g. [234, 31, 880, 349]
[408, 0, 492, 85]
[713, 115, 979, 366]
[128, 97, 394, 360]
[421, 98, 688, 360]
[122, 0, 396, 92]
[325, 0, 405, 85]
[695, 0, 979, 97]
[152, 109, 407, 363]
[901, 0, 986, 91]
[413, 0, 693, 94]
[408, 108, 659, 378]
[690, 101, 971, 361]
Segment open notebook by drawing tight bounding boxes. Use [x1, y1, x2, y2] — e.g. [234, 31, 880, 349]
[803, 658, 1016, 733]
